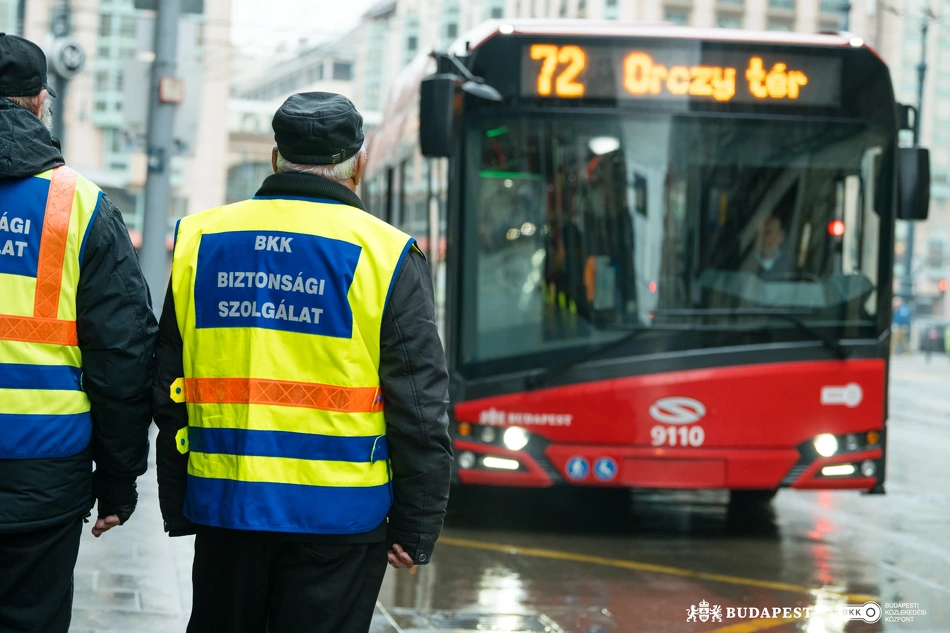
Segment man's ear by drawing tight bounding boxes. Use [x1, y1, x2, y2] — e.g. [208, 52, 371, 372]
[271, 147, 279, 174]
[35, 89, 48, 118]
[353, 152, 366, 187]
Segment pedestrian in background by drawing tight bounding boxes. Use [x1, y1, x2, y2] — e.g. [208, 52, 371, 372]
[153, 92, 453, 633]
[0, 34, 157, 633]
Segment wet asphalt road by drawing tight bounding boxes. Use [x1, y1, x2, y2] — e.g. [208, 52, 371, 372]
[70, 354, 949, 632]
[375, 353, 949, 633]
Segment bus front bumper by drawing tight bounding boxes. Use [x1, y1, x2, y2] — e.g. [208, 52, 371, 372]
[452, 439, 883, 491]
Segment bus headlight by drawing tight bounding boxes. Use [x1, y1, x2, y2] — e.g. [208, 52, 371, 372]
[814, 434, 839, 457]
[503, 427, 530, 451]
[458, 451, 476, 470]
[861, 460, 877, 477]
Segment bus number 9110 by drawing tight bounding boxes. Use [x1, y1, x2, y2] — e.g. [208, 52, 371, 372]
[651, 425, 705, 447]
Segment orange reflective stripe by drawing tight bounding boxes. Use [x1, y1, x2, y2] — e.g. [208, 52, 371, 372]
[33, 167, 78, 319]
[181, 378, 384, 413]
[0, 315, 78, 346]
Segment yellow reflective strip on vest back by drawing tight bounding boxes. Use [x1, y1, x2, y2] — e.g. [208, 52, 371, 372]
[0, 272, 37, 317]
[56, 173, 101, 322]
[185, 403, 387, 438]
[0, 340, 81, 368]
[0, 389, 91, 415]
[188, 452, 391, 487]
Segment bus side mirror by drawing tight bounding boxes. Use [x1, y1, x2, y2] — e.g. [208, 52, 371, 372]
[898, 146, 930, 221]
[420, 74, 458, 158]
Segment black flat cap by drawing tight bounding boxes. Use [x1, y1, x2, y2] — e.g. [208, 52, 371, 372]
[0, 33, 57, 98]
[273, 92, 363, 165]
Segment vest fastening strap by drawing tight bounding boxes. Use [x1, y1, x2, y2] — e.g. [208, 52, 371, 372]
[171, 377, 384, 413]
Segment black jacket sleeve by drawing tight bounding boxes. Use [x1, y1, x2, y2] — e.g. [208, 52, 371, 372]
[152, 280, 195, 536]
[76, 195, 158, 523]
[380, 250, 453, 565]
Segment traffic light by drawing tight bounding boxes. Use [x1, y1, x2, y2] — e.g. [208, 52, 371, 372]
[939, 279, 948, 293]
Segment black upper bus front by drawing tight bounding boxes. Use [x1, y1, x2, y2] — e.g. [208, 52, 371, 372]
[420, 26, 922, 399]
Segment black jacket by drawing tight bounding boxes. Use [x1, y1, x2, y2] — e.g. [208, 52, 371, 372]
[152, 172, 452, 564]
[0, 98, 158, 533]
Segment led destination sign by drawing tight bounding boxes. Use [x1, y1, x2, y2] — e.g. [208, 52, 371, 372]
[521, 44, 842, 106]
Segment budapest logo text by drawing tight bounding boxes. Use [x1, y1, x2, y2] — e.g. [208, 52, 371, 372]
[687, 600, 815, 623]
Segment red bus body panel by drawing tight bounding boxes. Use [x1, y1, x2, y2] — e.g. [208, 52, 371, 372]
[453, 360, 885, 489]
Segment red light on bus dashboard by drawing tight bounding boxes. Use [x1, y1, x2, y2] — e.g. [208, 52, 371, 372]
[522, 44, 841, 107]
[828, 220, 846, 237]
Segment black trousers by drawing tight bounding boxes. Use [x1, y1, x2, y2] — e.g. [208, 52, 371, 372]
[0, 518, 82, 633]
[188, 529, 389, 633]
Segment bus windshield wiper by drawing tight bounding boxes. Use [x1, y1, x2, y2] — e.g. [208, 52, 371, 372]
[524, 324, 694, 391]
[653, 308, 849, 359]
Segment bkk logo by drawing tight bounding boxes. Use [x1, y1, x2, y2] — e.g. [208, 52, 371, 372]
[649, 397, 706, 424]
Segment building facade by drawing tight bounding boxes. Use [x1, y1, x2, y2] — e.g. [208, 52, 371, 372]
[226, 35, 358, 203]
[20, 0, 231, 247]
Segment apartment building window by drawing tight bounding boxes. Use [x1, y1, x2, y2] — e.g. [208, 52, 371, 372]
[605, 0, 619, 19]
[99, 14, 112, 36]
[308, 64, 324, 82]
[96, 71, 110, 91]
[664, 9, 690, 24]
[120, 16, 136, 38]
[485, 0, 505, 19]
[718, 0, 744, 6]
[442, 3, 460, 46]
[106, 128, 123, 153]
[717, 14, 742, 27]
[404, 14, 420, 66]
[333, 62, 353, 80]
[768, 0, 795, 9]
[95, 101, 107, 112]
[819, 0, 839, 13]
[98, 45, 111, 59]
[767, 18, 794, 30]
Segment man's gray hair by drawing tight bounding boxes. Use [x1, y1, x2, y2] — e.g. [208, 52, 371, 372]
[5, 93, 53, 131]
[275, 150, 363, 182]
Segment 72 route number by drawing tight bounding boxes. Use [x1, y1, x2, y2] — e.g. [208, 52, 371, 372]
[651, 425, 705, 447]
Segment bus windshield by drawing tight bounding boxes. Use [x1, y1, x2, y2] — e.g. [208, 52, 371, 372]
[459, 113, 889, 367]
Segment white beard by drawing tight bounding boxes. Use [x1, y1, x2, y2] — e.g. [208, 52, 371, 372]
[40, 97, 53, 131]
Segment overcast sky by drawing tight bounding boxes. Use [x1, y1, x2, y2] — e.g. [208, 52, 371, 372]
[230, 0, 378, 54]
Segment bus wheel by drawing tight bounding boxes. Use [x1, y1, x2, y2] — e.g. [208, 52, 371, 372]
[729, 489, 779, 506]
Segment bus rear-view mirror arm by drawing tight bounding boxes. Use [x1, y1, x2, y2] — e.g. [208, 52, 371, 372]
[419, 53, 502, 159]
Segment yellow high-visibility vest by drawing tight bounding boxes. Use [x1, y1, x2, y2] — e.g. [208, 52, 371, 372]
[0, 167, 100, 458]
[170, 193, 415, 533]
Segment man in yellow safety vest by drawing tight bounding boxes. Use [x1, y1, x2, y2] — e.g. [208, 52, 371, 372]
[0, 34, 157, 632]
[153, 92, 452, 633]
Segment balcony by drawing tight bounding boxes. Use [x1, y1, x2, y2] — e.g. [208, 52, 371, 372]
[768, 0, 795, 10]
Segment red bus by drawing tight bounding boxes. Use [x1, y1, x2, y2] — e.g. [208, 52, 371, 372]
[364, 20, 930, 502]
